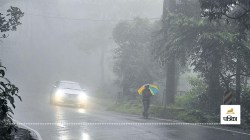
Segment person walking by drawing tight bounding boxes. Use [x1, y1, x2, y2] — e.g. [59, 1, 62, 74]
[142, 85, 152, 119]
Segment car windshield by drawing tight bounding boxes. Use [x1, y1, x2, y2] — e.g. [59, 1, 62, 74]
[59, 82, 81, 90]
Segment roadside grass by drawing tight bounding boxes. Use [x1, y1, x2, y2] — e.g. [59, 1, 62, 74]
[106, 99, 218, 123]
[106, 98, 143, 115]
[97, 96, 249, 132]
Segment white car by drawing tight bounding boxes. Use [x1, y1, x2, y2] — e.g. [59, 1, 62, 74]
[50, 81, 88, 107]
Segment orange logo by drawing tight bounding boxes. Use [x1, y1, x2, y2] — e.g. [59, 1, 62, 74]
[226, 108, 235, 114]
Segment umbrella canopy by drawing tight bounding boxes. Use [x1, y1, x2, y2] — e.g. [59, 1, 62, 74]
[137, 84, 159, 95]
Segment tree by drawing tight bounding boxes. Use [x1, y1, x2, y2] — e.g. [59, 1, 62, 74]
[0, 66, 21, 139]
[192, 25, 235, 112]
[154, 0, 250, 112]
[0, 6, 23, 140]
[0, 6, 23, 39]
[160, 0, 178, 106]
[113, 18, 157, 99]
[199, 0, 250, 104]
[199, 0, 250, 28]
[154, 0, 201, 106]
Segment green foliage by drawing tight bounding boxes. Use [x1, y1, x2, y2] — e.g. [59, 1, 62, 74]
[241, 86, 250, 129]
[0, 6, 24, 38]
[176, 109, 218, 123]
[108, 99, 185, 119]
[108, 100, 217, 123]
[157, 1, 250, 110]
[199, 0, 250, 29]
[149, 105, 184, 119]
[153, 13, 198, 66]
[107, 98, 143, 115]
[0, 66, 21, 140]
[153, 1, 203, 105]
[0, 6, 23, 139]
[175, 93, 194, 108]
[199, 0, 250, 106]
[113, 18, 161, 97]
[177, 110, 207, 123]
[176, 76, 208, 111]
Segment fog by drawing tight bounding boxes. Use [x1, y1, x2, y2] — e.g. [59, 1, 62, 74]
[2, 1, 250, 139]
[0, 0, 162, 96]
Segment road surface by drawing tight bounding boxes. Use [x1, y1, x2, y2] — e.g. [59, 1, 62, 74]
[13, 92, 250, 140]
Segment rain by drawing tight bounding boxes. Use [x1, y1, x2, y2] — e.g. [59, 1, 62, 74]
[0, 0, 250, 140]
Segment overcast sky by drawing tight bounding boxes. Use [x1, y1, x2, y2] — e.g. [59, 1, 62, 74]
[0, 0, 163, 94]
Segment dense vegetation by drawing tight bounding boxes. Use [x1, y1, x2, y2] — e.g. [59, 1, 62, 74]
[112, 0, 250, 129]
[0, 66, 21, 139]
[0, 6, 23, 140]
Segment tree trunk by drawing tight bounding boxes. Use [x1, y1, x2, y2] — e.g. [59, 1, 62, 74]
[235, 54, 241, 104]
[165, 57, 176, 105]
[207, 52, 222, 113]
[235, 27, 244, 104]
[207, 71, 221, 113]
[166, 0, 176, 12]
[163, 0, 178, 106]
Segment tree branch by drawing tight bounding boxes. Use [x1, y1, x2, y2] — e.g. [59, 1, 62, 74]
[224, 73, 250, 78]
[222, 9, 250, 20]
[235, 3, 248, 11]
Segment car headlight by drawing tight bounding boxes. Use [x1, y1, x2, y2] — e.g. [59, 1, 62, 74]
[55, 89, 64, 100]
[78, 92, 87, 101]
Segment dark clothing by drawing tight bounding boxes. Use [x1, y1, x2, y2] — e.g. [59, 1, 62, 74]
[142, 88, 152, 100]
[142, 88, 152, 118]
[143, 99, 150, 118]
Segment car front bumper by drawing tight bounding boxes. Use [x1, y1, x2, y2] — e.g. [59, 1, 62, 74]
[52, 94, 87, 107]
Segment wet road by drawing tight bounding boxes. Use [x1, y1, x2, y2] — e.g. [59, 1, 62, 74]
[13, 93, 250, 140]
[2, 0, 249, 139]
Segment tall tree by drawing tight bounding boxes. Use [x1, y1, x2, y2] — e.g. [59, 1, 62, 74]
[162, 0, 178, 106]
[155, 0, 250, 112]
[199, 0, 250, 104]
[113, 18, 156, 99]
[158, 0, 201, 105]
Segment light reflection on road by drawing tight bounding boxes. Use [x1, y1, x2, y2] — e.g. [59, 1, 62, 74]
[59, 135, 68, 140]
[82, 132, 90, 140]
[55, 106, 90, 140]
[55, 106, 69, 140]
[78, 108, 86, 114]
[55, 106, 66, 128]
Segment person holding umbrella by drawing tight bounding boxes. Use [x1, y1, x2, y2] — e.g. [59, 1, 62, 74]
[142, 85, 152, 119]
[138, 84, 159, 119]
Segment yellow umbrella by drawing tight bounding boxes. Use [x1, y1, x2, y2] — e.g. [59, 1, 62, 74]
[137, 84, 159, 95]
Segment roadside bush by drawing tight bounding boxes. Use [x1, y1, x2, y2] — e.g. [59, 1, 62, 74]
[241, 86, 250, 129]
[107, 96, 143, 115]
[0, 66, 21, 140]
[177, 110, 209, 123]
[174, 76, 220, 123]
[149, 105, 185, 119]
[176, 76, 208, 111]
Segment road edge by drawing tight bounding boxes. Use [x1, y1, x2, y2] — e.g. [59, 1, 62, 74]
[13, 119, 42, 140]
[106, 110, 250, 136]
[148, 115, 250, 136]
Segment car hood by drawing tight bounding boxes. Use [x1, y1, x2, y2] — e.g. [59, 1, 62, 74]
[60, 89, 83, 95]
